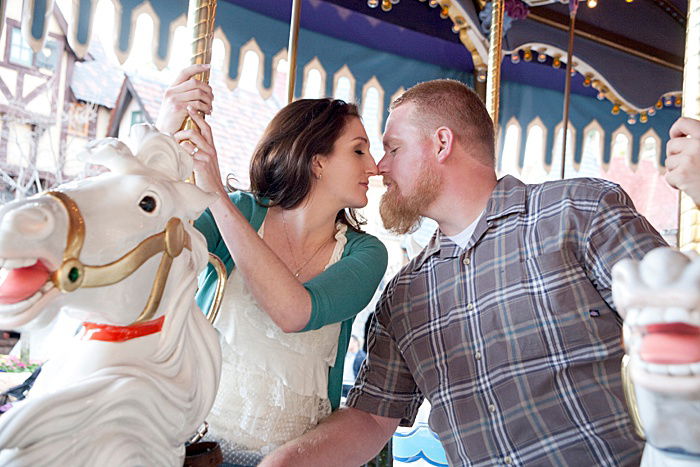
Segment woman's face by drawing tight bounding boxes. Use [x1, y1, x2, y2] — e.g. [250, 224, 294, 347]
[316, 117, 378, 209]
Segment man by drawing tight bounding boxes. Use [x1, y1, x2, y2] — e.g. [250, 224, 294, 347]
[261, 80, 665, 466]
[665, 116, 700, 206]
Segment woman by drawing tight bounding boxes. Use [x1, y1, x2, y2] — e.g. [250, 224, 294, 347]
[157, 65, 388, 464]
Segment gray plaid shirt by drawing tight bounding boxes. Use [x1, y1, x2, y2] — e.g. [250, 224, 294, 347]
[347, 175, 666, 466]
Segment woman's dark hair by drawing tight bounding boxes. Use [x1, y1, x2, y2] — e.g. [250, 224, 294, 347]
[246, 98, 366, 232]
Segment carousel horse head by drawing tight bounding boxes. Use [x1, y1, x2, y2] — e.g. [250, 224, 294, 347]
[612, 247, 700, 465]
[0, 124, 221, 466]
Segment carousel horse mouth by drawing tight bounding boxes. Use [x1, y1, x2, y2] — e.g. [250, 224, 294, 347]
[625, 307, 700, 392]
[0, 259, 56, 315]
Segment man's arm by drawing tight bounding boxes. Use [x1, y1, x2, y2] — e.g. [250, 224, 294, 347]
[665, 117, 700, 206]
[260, 407, 400, 467]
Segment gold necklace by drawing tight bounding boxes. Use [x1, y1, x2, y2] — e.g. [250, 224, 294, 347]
[281, 211, 333, 278]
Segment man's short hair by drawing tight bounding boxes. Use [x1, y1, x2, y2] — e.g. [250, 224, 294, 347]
[391, 79, 495, 166]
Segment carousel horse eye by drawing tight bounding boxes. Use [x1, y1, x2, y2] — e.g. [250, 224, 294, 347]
[139, 196, 157, 213]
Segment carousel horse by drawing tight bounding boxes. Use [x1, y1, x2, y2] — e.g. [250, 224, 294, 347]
[612, 247, 700, 466]
[0, 124, 222, 466]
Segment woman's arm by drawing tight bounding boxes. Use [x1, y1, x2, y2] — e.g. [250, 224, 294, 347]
[176, 109, 386, 332]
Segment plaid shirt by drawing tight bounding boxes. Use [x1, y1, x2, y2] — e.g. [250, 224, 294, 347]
[347, 175, 666, 466]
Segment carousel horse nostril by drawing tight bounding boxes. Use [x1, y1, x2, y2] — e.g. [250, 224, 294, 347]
[3, 203, 55, 239]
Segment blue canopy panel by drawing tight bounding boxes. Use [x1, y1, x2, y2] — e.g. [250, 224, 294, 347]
[17, 0, 681, 172]
[498, 80, 680, 173]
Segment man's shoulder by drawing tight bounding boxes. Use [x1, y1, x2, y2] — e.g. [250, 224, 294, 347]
[528, 177, 620, 202]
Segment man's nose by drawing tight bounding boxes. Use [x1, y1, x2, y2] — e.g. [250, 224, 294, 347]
[377, 154, 390, 175]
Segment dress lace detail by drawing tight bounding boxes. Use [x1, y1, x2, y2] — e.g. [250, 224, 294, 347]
[205, 222, 348, 464]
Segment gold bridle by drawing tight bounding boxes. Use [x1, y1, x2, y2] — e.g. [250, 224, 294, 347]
[44, 191, 223, 325]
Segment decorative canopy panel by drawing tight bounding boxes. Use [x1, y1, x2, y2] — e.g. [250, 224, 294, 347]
[13, 0, 683, 169]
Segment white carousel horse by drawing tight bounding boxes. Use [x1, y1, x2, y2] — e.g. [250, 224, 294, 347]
[612, 247, 700, 466]
[0, 124, 221, 466]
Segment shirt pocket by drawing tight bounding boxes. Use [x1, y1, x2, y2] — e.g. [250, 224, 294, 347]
[521, 250, 621, 358]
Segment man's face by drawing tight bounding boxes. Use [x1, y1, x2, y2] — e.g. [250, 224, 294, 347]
[378, 104, 442, 234]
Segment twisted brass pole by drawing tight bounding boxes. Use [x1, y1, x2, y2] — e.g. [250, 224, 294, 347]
[181, 0, 226, 325]
[182, 0, 218, 132]
[678, 0, 700, 252]
[485, 0, 505, 130]
[560, 10, 576, 180]
[286, 0, 302, 104]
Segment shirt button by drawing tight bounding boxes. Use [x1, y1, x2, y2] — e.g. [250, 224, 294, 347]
[467, 303, 474, 310]
[475, 351, 482, 360]
[463, 256, 471, 265]
[488, 404, 496, 413]
[505, 456, 513, 464]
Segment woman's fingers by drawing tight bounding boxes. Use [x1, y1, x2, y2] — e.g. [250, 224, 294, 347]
[171, 64, 211, 87]
[187, 107, 214, 140]
[174, 129, 215, 156]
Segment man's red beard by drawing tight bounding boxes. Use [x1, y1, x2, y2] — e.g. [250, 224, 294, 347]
[379, 159, 441, 235]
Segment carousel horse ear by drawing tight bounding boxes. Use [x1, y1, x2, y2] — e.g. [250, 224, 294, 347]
[78, 138, 145, 174]
[131, 124, 193, 182]
[172, 181, 219, 219]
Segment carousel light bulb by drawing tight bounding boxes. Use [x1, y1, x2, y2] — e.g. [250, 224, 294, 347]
[523, 49, 533, 62]
[583, 76, 592, 87]
[390, 0, 400, 4]
[441, 6, 449, 18]
[664, 96, 673, 106]
[429, 0, 439, 8]
[597, 91, 605, 100]
[476, 67, 487, 82]
[587, 0, 597, 7]
[648, 107, 656, 116]
[640, 113, 648, 123]
[655, 99, 663, 109]
[381, 0, 392, 11]
[553, 56, 562, 68]
[511, 52, 520, 64]
[675, 96, 682, 107]
[627, 114, 637, 125]
[367, 0, 379, 7]
[537, 53, 547, 63]
[612, 104, 620, 115]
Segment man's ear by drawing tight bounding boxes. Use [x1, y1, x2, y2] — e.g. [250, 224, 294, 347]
[434, 127, 454, 163]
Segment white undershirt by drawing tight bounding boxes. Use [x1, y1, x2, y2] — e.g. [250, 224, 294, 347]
[447, 212, 483, 249]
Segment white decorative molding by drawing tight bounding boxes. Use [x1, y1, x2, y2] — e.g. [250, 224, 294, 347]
[302, 57, 327, 98]
[333, 65, 355, 103]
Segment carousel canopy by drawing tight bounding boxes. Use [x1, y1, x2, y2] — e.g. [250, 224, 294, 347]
[9, 0, 684, 171]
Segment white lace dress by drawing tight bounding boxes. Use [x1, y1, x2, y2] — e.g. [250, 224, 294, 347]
[205, 222, 348, 464]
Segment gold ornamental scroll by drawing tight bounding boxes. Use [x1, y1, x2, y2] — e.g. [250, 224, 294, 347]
[181, 0, 218, 132]
[678, 0, 700, 253]
[486, 0, 505, 129]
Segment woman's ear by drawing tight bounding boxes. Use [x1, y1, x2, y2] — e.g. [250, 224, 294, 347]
[311, 154, 324, 180]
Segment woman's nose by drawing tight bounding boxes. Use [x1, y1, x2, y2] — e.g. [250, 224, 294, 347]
[366, 156, 379, 176]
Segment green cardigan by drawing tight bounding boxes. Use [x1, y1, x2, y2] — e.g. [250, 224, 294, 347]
[195, 191, 388, 410]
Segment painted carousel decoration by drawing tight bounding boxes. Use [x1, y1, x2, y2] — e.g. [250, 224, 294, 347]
[612, 247, 700, 466]
[0, 124, 222, 466]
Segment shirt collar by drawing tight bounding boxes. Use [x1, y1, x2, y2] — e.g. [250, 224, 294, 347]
[411, 175, 527, 270]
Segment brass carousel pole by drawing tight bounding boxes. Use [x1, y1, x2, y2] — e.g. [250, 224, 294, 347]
[286, 0, 302, 104]
[678, 0, 700, 253]
[182, 0, 218, 132]
[486, 0, 505, 129]
[560, 2, 577, 180]
[182, 0, 226, 325]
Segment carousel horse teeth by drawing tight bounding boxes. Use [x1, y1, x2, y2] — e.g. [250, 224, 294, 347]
[612, 247, 700, 465]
